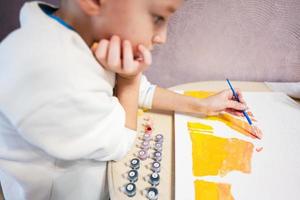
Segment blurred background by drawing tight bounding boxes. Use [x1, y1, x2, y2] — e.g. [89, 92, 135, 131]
[1, 0, 300, 87]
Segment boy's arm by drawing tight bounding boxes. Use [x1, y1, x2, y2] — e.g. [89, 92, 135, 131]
[115, 75, 141, 130]
[152, 86, 200, 113]
[151, 86, 248, 116]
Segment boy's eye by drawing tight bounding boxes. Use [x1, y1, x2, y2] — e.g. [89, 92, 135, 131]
[152, 14, 165, 25]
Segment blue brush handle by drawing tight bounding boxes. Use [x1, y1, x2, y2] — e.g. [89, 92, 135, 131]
[226, 79, 253, 125]
[242, 110, 253, 125]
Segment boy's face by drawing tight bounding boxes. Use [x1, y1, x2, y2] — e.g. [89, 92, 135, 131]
[93, 0, 182, 55]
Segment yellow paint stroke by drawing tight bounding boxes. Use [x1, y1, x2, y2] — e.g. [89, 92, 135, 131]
[190, 132, 253, 177]
[184, 91, 261, 139]
[188, 121, 214, 134]
[207, 113, 261, 139]
[195, 180, 234, 200]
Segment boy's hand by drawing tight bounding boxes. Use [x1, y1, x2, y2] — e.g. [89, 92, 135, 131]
[198, 89, 248, 116]
[92, 35, 152, 79]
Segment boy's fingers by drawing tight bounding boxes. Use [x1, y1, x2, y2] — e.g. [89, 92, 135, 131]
[235, 88, 247, 104]
[96, 38, 152, 77]
[95, 39, 109, 64]
[122, 40, 135, 71]
[227, 100, 247, 111]
[108, 35, 121, 71]
[138, 45, 152, 67]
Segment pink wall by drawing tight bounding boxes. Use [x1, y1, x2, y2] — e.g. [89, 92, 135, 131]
[145, 0, 300, 87]
[0, 0, 59, 40]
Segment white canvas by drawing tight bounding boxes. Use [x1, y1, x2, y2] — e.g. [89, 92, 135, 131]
[175, 92, 300, 200]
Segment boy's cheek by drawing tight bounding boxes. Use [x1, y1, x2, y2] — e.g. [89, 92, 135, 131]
[121, 26, 152, 44]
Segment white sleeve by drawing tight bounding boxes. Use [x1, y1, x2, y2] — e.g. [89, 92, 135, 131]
[17, 91, 136, 161]
[139, 75, 157, 109]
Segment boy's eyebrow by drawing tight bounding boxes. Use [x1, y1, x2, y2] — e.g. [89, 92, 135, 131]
[166, 5, 176, 13]
[151, 1, 179, 14]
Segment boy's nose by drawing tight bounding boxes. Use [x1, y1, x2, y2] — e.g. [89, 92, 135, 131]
[152, 29, 167, 45]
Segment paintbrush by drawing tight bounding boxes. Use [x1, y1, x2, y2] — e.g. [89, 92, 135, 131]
[226, 79, 260, 139]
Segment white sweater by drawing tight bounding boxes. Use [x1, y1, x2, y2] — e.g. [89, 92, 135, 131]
[0, 2, 156, 200]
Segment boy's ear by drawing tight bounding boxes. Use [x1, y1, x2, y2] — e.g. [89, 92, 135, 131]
[77, 0, 106, 16]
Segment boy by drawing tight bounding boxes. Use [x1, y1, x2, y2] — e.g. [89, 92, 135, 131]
[0, 0, 247, 199]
